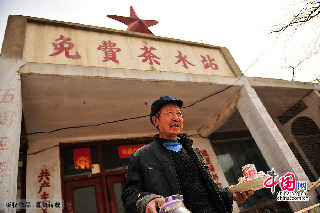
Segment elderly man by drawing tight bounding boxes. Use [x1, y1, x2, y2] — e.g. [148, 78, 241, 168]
[122, 96, 253, 213]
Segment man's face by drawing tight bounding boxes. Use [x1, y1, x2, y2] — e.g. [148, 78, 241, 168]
[152, 103, 183, 139]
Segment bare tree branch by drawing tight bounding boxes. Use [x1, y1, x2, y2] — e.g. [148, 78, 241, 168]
[281, 45, 319, 81]
[272, 1, 320, 33]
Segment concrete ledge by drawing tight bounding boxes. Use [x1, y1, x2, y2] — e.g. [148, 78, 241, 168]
[248, 77, 320, 90]
[19, 62, 244, 86]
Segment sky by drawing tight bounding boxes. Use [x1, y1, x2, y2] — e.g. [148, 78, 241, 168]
[0, 0, 319, 82]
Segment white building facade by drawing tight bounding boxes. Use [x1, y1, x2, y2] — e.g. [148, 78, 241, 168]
[0, 15, 319, 213]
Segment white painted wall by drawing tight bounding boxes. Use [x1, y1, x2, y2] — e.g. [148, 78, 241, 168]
[27, 140, 62, 213]
[0, 57, 25, 213]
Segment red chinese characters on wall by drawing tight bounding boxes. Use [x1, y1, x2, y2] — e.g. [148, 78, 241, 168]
[38, 169, 51, 213]
[0, 89, 15, 104]
[97, 40, 121, 63]
[0, 160, 10, 184]
[0, 137, 8, 151]
[0, 111, 15, 127]
[138, 45, 161, 65]
[201, 55, 218, 70]
[47, 36, 222, 71]
[175, 50, 195, 69]
[49, 35, 81, 59]
[244, 104, 287, 176]
[0, 88, 16, 184]
[196, 148, 222, 186]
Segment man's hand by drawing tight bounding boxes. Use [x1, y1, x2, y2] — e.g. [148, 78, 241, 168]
[145, 197, 166, 213]
[233, 190, 254, 203]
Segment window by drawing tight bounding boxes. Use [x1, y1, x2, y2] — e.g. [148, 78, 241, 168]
[60, 138, 153, 213]
[210, 131, 276, 209]
[291, 116, 320, 181]
[102, 144, 130, 171]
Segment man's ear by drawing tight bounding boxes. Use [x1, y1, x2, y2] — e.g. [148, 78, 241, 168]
[152, 116, 159, 127]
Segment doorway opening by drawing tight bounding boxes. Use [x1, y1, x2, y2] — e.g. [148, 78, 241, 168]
[60, 137, 153, 213]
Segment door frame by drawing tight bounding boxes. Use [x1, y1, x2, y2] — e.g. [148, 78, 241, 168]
[59, 137, 153, 213]
[106, 175, 127, 213]
[65, 177, 106, 213]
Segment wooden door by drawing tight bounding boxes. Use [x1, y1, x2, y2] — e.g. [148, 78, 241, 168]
[65, 177, 106, 213]
[106, 175, 126, 213]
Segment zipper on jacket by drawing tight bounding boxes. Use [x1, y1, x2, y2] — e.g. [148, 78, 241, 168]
[164, 145, 182, 195]
[168, 151, 182, 195]
[157, 136, 182, 195]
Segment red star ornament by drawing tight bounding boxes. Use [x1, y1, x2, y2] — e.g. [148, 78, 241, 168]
[107, 6, 158, 35]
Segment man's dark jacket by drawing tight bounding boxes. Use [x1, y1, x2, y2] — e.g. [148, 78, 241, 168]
[121, 135, 233, 213]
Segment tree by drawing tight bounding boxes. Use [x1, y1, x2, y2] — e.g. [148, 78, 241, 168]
[272, 1, 320, 33]
[270, 0, 320, 82]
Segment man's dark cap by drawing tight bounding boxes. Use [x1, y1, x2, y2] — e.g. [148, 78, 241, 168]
[150, 96, 183, 125]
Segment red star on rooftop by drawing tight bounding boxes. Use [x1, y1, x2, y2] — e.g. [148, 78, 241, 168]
[107, 6, 158, 35]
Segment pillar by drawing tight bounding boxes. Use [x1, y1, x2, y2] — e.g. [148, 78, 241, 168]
[0, 57, 25, 212]
[236, 79, 318, 211]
